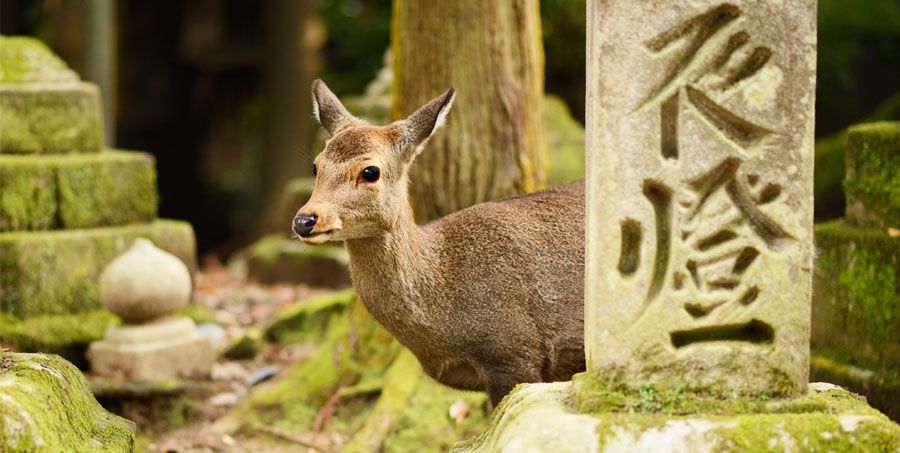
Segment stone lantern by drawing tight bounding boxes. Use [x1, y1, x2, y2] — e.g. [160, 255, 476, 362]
[88, 239, 213, 380]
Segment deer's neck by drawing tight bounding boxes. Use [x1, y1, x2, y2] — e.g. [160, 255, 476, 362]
[344, 204, 437, 328]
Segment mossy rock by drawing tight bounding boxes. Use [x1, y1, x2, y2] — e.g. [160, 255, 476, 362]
[264, 289, 356, 344]
[813, 220, 899, 371]
[844, 121, 900, 228]
[455, 381, 900, 452]
[224, 327, 264, 360]
[0, 36, 104, 154]
[0, 36, 78, 84]
[811, 353, 900, 422]
[0, 83, 104, 154]
[0, 219, 197, 318]
[241, 234, 351, 288]
[0, 309, 119, 368]
[0, 351, 135, 452]
[0, 150, 158, 232]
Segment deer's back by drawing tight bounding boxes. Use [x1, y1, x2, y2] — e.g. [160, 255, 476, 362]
[422, 179, 585, 380]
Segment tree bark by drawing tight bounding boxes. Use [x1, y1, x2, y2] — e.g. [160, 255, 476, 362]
[391, 0, 547, 222]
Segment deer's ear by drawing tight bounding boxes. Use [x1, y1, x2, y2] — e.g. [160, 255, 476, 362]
[395, 87, 456, 159]
[312, 79, 358, 136]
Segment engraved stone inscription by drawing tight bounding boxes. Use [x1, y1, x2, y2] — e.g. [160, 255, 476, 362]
[585, 0, 816, 397]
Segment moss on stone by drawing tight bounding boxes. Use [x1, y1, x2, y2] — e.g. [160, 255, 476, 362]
[0, 220, 197, 318]
[0, 157, 56, 231]
[224, 297, 402, 436]
[0, 36, 79, 84]
[813, 220, 899, 369]
[455, 381, 900, 452]
[224, 327, 264, 360]
[844, 121, 900, 228]
[543, 95, 585, 185]
[0, 309, 118, 354]
[810, 353, 900, 422]
[242, 234, 351, 287]
[0, 151, 158, 231]
[0, 83, 104, 154]
[264, 289, 356, 344]
[0, 351, 135, 452]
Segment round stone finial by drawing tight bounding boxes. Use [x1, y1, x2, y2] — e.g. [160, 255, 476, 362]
[100, 238, 192, 323]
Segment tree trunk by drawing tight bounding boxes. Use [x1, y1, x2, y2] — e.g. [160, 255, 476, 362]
[391, 0, 547, 222]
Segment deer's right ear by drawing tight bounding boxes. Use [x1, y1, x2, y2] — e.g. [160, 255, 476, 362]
[312, 79, 357, 136]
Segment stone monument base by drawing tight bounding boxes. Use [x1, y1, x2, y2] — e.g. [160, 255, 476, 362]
[453, 381, 900, 452]
[89, 316, 213, 381]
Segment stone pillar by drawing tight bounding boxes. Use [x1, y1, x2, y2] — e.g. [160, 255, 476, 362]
[585, 0, 817, 397]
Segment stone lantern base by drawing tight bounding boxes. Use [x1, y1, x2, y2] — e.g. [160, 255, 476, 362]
[89, 316, 213, 381]
[453, 381, 900, 452]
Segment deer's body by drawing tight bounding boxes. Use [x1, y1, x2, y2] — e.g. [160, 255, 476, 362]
[296, 80, 586, 405]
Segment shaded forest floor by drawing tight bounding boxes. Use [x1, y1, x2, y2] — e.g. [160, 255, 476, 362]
[97, 259, 487, 452]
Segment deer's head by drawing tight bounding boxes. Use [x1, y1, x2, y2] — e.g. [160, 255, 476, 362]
[293, 79, 455, 244]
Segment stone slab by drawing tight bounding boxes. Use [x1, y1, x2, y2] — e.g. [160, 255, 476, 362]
[454, 381, 900, 452]
[0, 82, 104, 154]
[0, 351, 136, 452]
[844, 122, 900, 228]
[812, 220, 899, 371]
[88, 317, 214, 381]
[0, 150, 158, 231]
[585, 0, 816, 396]
[241, 234, 351, 288]
[0, 220, 197, 318]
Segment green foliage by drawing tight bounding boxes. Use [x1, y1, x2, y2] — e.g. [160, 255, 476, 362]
[317, 0, 392, 96]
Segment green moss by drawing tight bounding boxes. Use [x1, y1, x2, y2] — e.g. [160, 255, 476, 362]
[0, 309, 118, 352]
[814, 92, 900, 220]
[0, 220, 197, 317]
[225, 298, 403, 439]
[243, 235, 351, 287]
[456, 381, 900, 452]
[175, 303, 220, 326]
[0, 151, 158, 231]
[844, 121, 900, 228]
[224, 328, 264, 360]
[543, 95, 585, 185]
[810, 353, 900, 421]
[0, 83, 104, 154]
[813, 220, 899, 369]
[0, 351, 135, 452]
[0, 36, 79, 84]
[264, 289, 356, 344]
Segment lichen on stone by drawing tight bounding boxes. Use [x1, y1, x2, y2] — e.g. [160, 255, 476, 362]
[0, 150, 158, 232]
[0, 351, 135, 452]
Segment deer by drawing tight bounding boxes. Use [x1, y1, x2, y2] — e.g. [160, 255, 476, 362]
[293, 79, 585, 406]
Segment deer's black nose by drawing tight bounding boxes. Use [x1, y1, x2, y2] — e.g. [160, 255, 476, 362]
[293, 214, 318, 237]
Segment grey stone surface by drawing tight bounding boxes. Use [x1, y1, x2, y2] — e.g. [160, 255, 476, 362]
[100, 238, 193, 323]
[88, 316, 214, 381]
[584, 0, 817, 396]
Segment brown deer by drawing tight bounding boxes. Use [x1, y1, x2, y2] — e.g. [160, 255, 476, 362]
[294, 80, 585, 406]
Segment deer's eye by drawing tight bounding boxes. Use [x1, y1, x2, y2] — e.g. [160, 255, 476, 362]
[311, 164, 317, 176]
[361, 166, 380, 182]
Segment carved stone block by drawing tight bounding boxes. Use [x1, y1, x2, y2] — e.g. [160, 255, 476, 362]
[585, 0, 817, 396]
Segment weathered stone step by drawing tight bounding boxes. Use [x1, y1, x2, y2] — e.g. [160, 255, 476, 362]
[0, 150, 158, 231]
[812, 220, 899, 372]
[844, 121, 900, 228]
[0, 220, 196, 318]
[0, 36, 104, 154]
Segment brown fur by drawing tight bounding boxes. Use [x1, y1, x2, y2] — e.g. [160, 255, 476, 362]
[299, 80, 585, 405]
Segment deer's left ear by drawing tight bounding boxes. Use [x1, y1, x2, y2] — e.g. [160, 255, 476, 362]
[312, 79, 360, 136]
[394, 87, 456, 159]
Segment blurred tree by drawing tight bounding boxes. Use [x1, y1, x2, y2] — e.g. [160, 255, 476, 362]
[391, 0, 547, 222]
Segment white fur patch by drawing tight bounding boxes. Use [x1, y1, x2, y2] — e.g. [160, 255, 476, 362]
[432, 92, 455, 134]
[312, 97, 321, 124]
